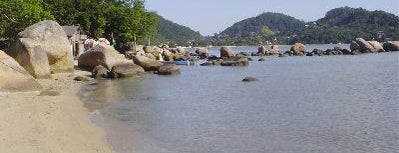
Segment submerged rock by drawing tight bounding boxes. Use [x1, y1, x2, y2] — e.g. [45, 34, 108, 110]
[242, 77, 258, 82]
[221, 57, 249, 66]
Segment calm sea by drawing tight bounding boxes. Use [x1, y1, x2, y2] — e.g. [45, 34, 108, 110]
[81, 45, 399, 153]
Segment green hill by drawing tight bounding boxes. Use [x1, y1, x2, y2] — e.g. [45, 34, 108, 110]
[296, 7, 399, 44]
[218, 12, 304, 44]
[154, 15, 203, 45]
[220, 12, 304, 38]
[214, 7, 399, 45]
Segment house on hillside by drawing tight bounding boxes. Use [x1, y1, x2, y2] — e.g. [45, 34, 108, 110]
[62, 25, 86, 57]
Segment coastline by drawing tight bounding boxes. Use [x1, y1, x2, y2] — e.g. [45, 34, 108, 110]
[0, 69, 116, 153]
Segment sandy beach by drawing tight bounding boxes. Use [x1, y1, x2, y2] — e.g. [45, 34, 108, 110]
[0, 69, 115, 153]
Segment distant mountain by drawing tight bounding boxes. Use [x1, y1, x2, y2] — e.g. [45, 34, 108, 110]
[215, 7, 399, 45]
[155, 15, 203, 44]
[218, 12, 304, 40]
[296, 7, 399, 43]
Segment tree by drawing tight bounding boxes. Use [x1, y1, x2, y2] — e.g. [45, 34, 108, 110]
[0, 0, 54, 39]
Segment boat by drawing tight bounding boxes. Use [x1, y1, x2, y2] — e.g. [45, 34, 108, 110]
[161, 61, 194, 66]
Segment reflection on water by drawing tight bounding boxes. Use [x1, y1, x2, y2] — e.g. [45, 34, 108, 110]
[83, 48, 399, 153]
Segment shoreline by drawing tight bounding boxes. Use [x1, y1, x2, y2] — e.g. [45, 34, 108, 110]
[0, 70, 116, 153]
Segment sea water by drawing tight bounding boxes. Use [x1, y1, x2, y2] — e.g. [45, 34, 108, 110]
[81, 45, 399, 153]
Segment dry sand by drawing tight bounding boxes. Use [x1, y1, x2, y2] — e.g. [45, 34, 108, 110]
[0, 70, 116, 153]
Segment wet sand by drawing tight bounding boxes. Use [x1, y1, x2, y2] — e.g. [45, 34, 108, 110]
[0, 69, 115, 153]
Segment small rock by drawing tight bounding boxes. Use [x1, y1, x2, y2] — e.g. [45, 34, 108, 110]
[242, 77, 258, 82]
[258, 58, 265, 61]
[92, 65, 110, 79]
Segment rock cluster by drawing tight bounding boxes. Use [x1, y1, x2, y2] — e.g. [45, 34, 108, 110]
[6, 20, 74, 79]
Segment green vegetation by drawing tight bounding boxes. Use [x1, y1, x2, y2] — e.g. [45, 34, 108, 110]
[212, 12, 305, 45]
[212, 7, 399, 45]
[0, 0, 159, 47]
[2, 3, 398, 47]
[0, 0, 54, 39]
[154, 15, 203, 46]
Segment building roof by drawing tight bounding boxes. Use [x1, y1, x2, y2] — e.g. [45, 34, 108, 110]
[62, 26, 80, 37]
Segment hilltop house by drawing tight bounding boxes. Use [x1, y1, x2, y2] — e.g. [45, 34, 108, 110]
[62, 25, 86, 57]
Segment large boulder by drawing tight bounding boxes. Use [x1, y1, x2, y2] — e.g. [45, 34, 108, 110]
[133, 55, 163, 71]
[221, 56, 249, 66]
[383, 41, 399, 51]
[0, 50, 42, 92]
[220, 46, 235, 58]
[10, 39, 51, 79]
[195, 48, 209, 59]
[78, 44, 132, 70]
[290, 43, 306, 55]
[8, 20, 74, 74]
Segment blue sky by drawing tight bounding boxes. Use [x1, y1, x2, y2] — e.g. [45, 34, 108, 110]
[145, 0, 399, 36]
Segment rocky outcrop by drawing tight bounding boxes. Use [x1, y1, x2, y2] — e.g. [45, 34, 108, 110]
[221, 56, 249, 66]
[383, 41, 399, 51]
[270, 45, 280, 55]
[290, 43, 306, 55]
[78, 44, 132, 70]
[350, 38, 384, 53]
[144, 46, 161, 54]
[0, 50, 42, 92]
[133, 55, 163, 71]
[368, 41, 385, 52]
[195, 48, 209, 59]
[8, 20, 74, 75]
[158, 65, 180, 75]
[257, 46, 267, 55]
[220, 46, 235, 58]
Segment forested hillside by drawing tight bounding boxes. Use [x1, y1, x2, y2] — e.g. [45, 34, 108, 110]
[154, 15, 203, 45]
[296, 7, 399, 44]
[213, 12, 304, 45]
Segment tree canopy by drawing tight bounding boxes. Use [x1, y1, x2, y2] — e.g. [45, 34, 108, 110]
[0, 0, 159, 47]
[0, 0, 54, 39]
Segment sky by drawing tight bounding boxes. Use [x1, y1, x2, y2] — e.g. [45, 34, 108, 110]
[145, 0, 399, 36]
